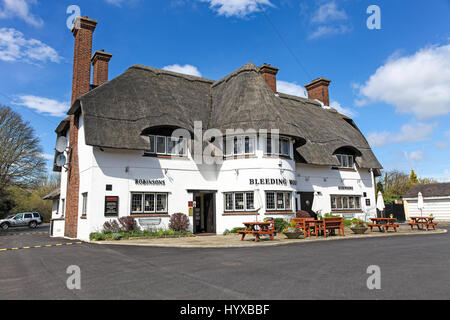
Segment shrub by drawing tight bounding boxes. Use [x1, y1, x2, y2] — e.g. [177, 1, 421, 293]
[230, 227, 245, 233]
[90, 232, 107, 241]
[273, 218, 289, 233]
[169, 213, 190, 231]
[103, 220, 121, 234]
[111, 233, 122, 240]
[118, 216, 138, 232]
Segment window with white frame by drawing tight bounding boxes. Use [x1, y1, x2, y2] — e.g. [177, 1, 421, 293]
[147, 135, 187, 156]
[336, 154, 354, 169]
[131, 192, 168, 214]
[224, 192, 255, 211]
[81, 193, 88, 216]
[265, 137, 290, 157]
[225, 136, 256, 157]
[266, 191, 292, 211]
[330, 195, 362, 210]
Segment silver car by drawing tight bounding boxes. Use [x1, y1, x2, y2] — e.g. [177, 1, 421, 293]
[0, 212, 43, 230]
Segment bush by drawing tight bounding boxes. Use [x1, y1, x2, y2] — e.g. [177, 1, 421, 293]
[118, 216, 138, 232]
[169, 213, 190, 232]
[90, 232, 107, 241]
[230, 227, 245, 233]
[273, 218, 289, 233]
[103, 220, 121, 234]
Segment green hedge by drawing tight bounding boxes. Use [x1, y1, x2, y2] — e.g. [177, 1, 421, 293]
[90, 229, 193, 241]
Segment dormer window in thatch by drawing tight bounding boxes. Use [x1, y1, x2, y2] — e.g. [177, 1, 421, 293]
[142, 126, 190, 157]
[265, 137, 291, 158]
[224, 135, 256, 157]
[333, 146, 362, 169]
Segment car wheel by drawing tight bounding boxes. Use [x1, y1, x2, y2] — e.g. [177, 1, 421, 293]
[29, 221, 37, 229]
[1, 223, 9, 231]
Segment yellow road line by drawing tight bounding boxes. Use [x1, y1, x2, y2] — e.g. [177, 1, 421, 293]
[0, 242, 83, 252]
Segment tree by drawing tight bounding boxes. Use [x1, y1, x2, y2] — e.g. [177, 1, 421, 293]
[0, 106, 46, 192]
[409, 169, 419, 185]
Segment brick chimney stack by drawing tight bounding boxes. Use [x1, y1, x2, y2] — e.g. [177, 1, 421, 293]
[71, 16, 97, 104]
[304, 78, 331, 106]
[92, 50, 112, 87]
[65, 16, 97, 239]
[259, 64, 279, 94]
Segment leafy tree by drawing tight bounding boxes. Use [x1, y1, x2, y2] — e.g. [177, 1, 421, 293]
[0, 106, 46, 192]
[409, 169, 419, 185]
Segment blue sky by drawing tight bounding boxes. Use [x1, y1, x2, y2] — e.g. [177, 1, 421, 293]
[0, 0, 449, 181]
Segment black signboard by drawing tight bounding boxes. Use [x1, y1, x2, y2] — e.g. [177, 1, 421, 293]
[105, 196, 119, 216]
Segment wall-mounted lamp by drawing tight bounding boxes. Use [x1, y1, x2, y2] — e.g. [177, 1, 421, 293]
[305, 176, 310, 182]
[235, 169, 239, 176]
[125, 166, 129, 173]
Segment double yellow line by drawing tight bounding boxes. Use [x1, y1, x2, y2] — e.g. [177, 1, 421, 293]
[0, 242, 82, 252]
[0, 231, 48, 237]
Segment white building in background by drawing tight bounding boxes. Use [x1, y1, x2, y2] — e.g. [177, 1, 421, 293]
[46, 17, 382, 241]
[403, 183, 450, 221]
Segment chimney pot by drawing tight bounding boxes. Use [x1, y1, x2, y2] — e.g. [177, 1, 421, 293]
[259, 64, 279, 94]
[304, 78, 331, 106]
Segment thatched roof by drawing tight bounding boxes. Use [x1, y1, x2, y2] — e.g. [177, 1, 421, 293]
[67, 62, 381, 169]
[404, 183, 450, 199]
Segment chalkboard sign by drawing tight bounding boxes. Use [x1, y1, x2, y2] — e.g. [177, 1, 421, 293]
[105, 196, 119, 216]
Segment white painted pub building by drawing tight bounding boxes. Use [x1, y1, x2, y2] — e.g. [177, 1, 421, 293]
[48, 17, 382, 241]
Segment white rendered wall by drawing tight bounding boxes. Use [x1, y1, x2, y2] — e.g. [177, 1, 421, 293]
[68, 116, 378, 240]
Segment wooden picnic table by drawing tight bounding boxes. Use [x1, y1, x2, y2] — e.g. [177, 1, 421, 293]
[408, 217, 437, 231]
[238, 222, 276, 242]
[368, 218, 399, 233]
[303, 218, 345, 238]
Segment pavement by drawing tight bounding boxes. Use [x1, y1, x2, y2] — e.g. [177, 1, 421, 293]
[94, 225, 447, 248]
[1, 224, 449, 300]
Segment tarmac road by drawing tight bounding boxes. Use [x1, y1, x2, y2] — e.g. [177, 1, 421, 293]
[0, 225, 449, 300]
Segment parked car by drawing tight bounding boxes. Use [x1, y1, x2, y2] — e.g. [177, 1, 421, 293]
[0, 212, 43, 230]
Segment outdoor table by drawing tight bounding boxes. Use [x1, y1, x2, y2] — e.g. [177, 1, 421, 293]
[304, 220, 323, 237]
[238, 222, 275, 242]
[408, 217, 437, 231]
[368, 218, 399, 233]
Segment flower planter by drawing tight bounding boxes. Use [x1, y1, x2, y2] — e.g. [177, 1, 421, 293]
[283, 232, 302, 239]
[351, 227, 368, 234]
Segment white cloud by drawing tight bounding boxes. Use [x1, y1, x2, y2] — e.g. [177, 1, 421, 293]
[276, 80, 306, 97]
[368, 122, 436, 148]
[311, 1, 347, 24]
[355, 44, 450, 119]
[309, 1, 350, 39]
[309, 24, 350, 39]
[162, 64, 202, 77]
[0, 0, 43, 27]
[405, 150, 424, 162]
[434, 142, 448, 149]
[41, 153, 54, 160]
[199, 0, 274, 18]
[14, 95, 69, 117]
[329, 100, 357, 118]
[104, 0, 125, 6]
[0, 28, 61, 64]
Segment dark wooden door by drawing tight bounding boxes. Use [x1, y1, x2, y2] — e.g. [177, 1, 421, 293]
[299, 192, 316, 218]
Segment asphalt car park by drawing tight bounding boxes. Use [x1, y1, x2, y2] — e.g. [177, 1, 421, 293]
[0, 226, 449, 300]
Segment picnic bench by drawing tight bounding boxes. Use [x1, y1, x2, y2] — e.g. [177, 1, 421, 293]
[408, 217, 437, 231]
[316, 217, 345, 238]
[292, 217, 344, 238]
[291, 218, 315, 238]
[368, 218, 399, 233]
[238, 221, 277, 242]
